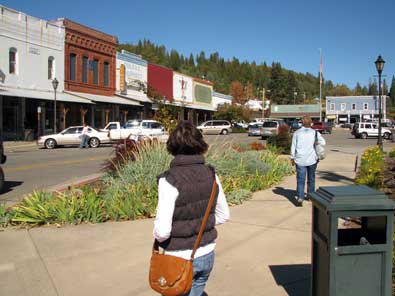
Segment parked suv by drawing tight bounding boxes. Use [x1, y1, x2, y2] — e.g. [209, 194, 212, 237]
[312, 121, 332, 134]
[0, 137, 6, 193]
[260, 120, 286, 139]
[351, 122, 392, 139]
[197, 120, 232, 135]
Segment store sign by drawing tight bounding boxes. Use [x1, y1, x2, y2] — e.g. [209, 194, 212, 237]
[173, 73, 193, 103]
[120, 64, 126, 94]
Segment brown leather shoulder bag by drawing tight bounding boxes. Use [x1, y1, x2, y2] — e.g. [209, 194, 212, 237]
[149, 180, 218, 296]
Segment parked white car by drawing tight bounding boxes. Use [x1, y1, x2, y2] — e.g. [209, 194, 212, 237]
[197, 120, 232, 135]
[37, 126, 111, 149]
[351, 122, 392, 139]
[107, 120, 168, 142]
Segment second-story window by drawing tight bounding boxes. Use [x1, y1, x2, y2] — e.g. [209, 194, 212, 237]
[48, 56, 55, 79]
[104, 62, 109, 87]
[352, 103, 356, 111]
[93, 59, 99, 85]
[9, 47, 17, 74]
[341, 103, 346, 111]
[69, 53, 76, 81]
[364, 103, 369, 110]
[330, 103, 335, 111]
[82, 56, 88, 83]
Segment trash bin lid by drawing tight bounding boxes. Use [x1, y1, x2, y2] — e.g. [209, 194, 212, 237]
[309, 185, 395, 212]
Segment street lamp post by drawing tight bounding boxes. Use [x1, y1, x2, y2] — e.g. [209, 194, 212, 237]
[375, 55, 385, 149]
[52, 78, 59, 134]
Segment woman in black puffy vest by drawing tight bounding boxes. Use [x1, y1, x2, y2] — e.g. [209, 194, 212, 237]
[153, 120, 230, 296]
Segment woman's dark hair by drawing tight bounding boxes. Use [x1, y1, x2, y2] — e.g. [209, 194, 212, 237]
[167, 121, 208, 156]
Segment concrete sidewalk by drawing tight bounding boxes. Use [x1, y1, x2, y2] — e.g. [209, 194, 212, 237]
[0, 151, 356, 296]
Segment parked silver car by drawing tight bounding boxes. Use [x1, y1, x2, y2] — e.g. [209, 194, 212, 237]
[260, 120, 286, 139]
[248, 123, 263, 136]
[37, 126, 111, 149]
[197, 120, 232, 135]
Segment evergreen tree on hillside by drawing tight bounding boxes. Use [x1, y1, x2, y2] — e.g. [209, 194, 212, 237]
[353, 82, 363, 95]
[368, 79, 378, 95]
[118, 39, 358, 101]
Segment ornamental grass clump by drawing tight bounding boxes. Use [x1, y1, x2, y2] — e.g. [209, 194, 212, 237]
[103, 140, 171, 219]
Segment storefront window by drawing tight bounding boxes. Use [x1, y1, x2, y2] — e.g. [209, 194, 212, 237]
[9, 48, 17, 74]
[82, 56, 88, 83]
[69, 53, 76, 81]
[93, 59, 99, 85]
[104, 62, 109, 87]
[48, 56, 55, 79]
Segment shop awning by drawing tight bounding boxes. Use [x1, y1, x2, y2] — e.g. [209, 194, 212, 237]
[116, 89, 152, 103]
[66, 91, 142, 106]
[0, 87, 94, 104]
[168, 100, 215, 112]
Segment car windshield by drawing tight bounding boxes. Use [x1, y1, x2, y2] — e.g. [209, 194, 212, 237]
[262, 122, 277, 128]
[250, 124, 262, 128]
[125, 121, 141, 127]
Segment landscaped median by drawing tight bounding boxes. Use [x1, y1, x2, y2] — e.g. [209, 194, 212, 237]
[0, 141, 294, 227]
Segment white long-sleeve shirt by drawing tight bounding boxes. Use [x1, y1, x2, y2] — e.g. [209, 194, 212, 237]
[153, 174, 230, 260]
[291, 127, 326, 166]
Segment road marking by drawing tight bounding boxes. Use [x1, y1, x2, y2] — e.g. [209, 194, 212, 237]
[4, 155, 110, 173]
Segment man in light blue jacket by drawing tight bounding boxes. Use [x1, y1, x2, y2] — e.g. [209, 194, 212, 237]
[290, 115, 326, 206]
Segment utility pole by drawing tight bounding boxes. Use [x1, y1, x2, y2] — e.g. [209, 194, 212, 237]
[319, 49, 323, 122]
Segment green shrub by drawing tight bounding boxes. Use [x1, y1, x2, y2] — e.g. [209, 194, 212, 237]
[266, 125, 292, 154]
[355, 146, 385, 189]
[103, 141, 171, 219]
[0, 204, 12, 227]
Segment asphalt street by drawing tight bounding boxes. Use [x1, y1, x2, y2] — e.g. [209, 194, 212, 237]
[1, 129, 394, 203]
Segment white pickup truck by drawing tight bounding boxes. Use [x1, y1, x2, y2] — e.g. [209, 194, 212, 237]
[104, 120, 168, 142]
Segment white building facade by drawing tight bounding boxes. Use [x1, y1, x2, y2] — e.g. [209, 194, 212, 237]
[116, 50, 149, 120]
[326, 96, 387, 124]
[0, 5, 91, 139]
[213, 91, 233, 110]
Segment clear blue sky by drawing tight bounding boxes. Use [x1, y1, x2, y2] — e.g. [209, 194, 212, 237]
[3, 0, 395, 89]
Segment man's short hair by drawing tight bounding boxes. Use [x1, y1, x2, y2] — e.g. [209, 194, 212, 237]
[302, 115, 312, 127]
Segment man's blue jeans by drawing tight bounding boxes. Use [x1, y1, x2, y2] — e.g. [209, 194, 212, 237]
[295, 162, 318, 200]
[183, 251, 215, 296]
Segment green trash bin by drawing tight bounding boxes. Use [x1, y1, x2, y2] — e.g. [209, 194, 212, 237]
[309, 185, 395, 296]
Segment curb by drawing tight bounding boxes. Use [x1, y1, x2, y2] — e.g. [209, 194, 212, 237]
[45, 173, 104, 193]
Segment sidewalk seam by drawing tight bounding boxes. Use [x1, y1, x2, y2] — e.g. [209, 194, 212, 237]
[27, 230, 60, 296]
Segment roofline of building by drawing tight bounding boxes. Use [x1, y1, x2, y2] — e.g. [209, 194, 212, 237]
[1, 4, 64, 30]
[326, 95, 388, 99]
[55, 18, 118, 44]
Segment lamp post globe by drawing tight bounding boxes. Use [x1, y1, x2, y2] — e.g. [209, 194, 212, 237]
[52, 78, 59, 134]
[375, 55, 385, 149]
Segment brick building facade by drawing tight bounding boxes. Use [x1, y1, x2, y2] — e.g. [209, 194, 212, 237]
[57, 18, 117, 96]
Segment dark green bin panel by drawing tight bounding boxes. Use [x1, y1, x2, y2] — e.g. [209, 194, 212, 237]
[309, 185, 395, 296]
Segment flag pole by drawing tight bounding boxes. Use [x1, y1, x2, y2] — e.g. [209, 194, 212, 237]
[319, 48, 323, 122]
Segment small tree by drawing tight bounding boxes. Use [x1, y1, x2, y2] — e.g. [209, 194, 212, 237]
[266, 125, 292, 154]
[214, 103, 250, 122]
[230, 81, 247, 105]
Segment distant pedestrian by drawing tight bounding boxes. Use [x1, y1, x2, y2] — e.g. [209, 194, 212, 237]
[290, 115, 326, 206]
[79, 123, 90, 148]
[153, 120, 230, 296]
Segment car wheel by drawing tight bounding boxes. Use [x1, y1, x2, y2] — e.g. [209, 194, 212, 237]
[0, 167, 4, 193]
[384, 132, 391, 140]
[89, 137, 100, 148]
[221, 129, 228, 135]
[45, 138, 57, 149]
[361, 132, 368, 139]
